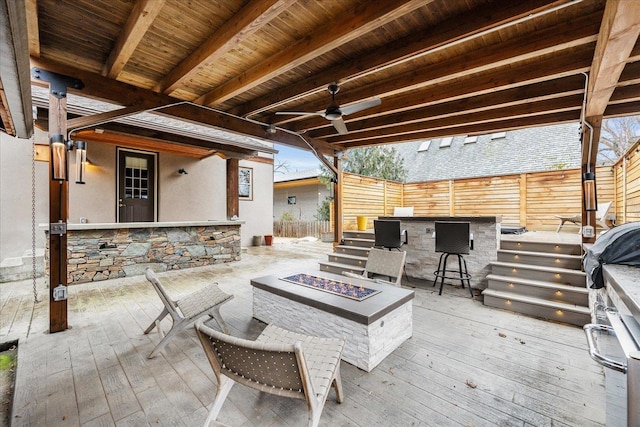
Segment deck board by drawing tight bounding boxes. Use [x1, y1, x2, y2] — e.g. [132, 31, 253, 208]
[2, 239, 606, 426]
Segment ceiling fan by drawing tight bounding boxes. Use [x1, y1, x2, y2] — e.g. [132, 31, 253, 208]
[275, 83, 381, 135]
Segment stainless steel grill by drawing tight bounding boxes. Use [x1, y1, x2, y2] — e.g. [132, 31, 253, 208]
[584, 266, 640, 427]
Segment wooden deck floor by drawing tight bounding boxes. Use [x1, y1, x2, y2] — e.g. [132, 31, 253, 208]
[1, 238, 606, 426]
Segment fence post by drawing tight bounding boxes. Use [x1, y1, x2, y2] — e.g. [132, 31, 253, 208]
[449, 179, 455, 216]
[519, 173, 527, 227]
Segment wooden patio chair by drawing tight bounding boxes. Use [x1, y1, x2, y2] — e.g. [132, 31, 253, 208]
[342, 247, 406, 286]
[555, 201, 613, 233]
[195, 320, 345, 427]
[143, 268, 233, 359]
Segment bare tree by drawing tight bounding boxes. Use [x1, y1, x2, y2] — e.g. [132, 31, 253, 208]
[598, 115, 640, 164]
[274, 159, 290, 174]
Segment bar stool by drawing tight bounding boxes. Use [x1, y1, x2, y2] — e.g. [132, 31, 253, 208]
[433, 221, 473, 297]
[373, 219, 408, 250]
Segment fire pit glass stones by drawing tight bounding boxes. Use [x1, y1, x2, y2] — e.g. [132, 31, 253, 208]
[281, 273, 380, 301]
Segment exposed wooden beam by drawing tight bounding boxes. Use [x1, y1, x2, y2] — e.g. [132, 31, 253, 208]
[25, 0, 39, 57]
[278, 14, 599, 131]
[66, 104, 158, 131]
[195, 0, 433, 106]
[29, 57, 334, 154]
[311, 76, 587, 139]
[604, 100, 640, 117]
[312, 65, 640, 139]
[71, 129, 215, 159]
[292, 45, 594, 134]
[586, 0, 640, 118]
[341, 110, 580, 148]
[157, 0, 295, 94]
[326, 95, 583, 144]
[1, 0, 34, 138]
[235, 0, 579, 117]
[610, 82, 640, 104]
[102, 0, 165, 79]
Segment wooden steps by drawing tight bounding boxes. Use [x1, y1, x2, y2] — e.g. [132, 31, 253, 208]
[489, 261, 586, 286]
[482, 289, 590, 327]
[499, 239, 582, 255]
[483, 238, 589, 326]
[486, 274, 589, 306]
[319, 230, 373, 276]
[497, 249, 582, 270]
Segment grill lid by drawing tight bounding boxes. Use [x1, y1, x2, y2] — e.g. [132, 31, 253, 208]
[584, 222, 640, 289]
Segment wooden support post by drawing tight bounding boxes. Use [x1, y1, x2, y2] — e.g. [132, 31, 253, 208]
[581, 116, 601, 244]
[33, 67, 83, 334]
[333, 154, 343, 245]
[226, 158, 239, 219]
[48, 94, 68, 333]
[622, 157, 627, 224]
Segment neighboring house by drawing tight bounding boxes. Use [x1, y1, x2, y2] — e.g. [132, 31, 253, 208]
[0, 87, 276, 280]
[273, 169, 330, 221]
[393, 122, 582, 182]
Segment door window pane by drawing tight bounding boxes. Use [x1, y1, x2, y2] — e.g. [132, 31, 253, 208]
[124, 156, 149, 200]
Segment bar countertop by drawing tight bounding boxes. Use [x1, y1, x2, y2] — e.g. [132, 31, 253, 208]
[603, 264, 640, 319]
[379, 215, 501, 223]
[40, 220, 244, 230]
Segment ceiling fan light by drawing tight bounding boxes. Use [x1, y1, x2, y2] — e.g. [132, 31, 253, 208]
[325, 112, 341, 120]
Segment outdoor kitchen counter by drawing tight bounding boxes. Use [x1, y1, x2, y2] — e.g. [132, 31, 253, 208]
[42, 220, 244, 283]
[604, 264, 640, 319]
[378, 215, 501, 289]
[60, 220, 244, 230]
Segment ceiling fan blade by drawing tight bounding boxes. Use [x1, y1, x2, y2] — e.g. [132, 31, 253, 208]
[332, 117, 348, 135]
[275, 111, 324, 116]
[340, 97, 381, 116]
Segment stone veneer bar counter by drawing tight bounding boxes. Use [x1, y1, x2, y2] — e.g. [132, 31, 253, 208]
[252, 271, 414, 372]
[378, 216, 500, 290]
[43, 221, 243, 284]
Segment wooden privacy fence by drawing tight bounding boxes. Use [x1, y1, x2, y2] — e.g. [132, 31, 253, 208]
[273, 220, 332, 238]
[613, 139, 640, 224]
[340, 164, 621, 232]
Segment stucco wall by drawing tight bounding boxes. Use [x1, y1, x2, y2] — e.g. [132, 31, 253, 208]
[1, 132, 275, 265]
[239, 159, 274, 246]
[157, 153, 227, 222]
[274, 182, 328, 221]
[0, 133, 49, 260]
[69, 143, 117, 223]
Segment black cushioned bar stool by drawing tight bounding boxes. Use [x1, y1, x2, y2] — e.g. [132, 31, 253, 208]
[433, 221, 473, 297]
[373, 219, 408, 250]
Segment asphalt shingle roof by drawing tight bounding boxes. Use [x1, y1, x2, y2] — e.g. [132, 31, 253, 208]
[392, 123, 582, 182]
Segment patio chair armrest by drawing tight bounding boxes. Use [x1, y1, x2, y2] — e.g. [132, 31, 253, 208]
[342, 271, 365, 279]
[373, 278, 397, 286]
[401, 229, 408, 245]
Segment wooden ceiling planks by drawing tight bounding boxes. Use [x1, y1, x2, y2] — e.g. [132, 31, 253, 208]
[22, 0, 640, 153]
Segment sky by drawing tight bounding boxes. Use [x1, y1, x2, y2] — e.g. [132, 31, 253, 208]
[273, 143, 321, 174]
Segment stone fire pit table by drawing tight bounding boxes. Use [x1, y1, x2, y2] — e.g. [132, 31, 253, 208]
[251, 271, 414, 372]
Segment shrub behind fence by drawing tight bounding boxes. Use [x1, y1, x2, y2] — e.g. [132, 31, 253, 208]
[273, 220, 332, 238]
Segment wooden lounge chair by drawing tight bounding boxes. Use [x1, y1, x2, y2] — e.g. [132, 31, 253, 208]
[195, 320, 345, 427]
[555, 201, 613, 233]
[342, 247, 406, 286]
[143, 268, 233, 359]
